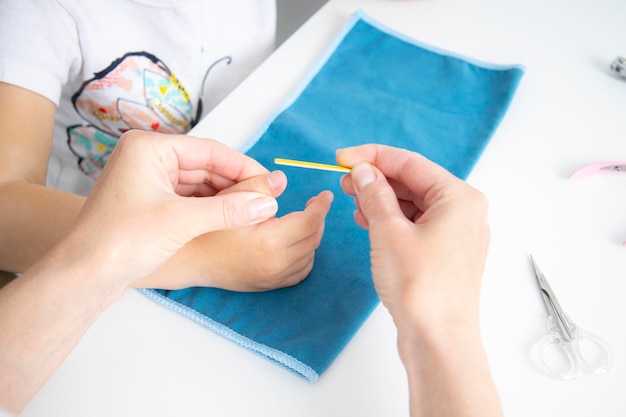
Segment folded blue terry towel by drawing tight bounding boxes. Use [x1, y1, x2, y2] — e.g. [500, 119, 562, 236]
[142, 10, 524, 382]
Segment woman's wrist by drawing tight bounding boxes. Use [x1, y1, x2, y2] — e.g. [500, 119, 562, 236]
[39, 238, 129, 311]
[393, 305, 502, 417]
[0, 239, 127, 413]
[395, 311, 481, 364]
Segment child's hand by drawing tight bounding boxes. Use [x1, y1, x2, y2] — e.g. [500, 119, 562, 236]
[182, 191, 332, 291]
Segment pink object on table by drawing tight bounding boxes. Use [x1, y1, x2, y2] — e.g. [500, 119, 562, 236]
[569, 161, 626, 179]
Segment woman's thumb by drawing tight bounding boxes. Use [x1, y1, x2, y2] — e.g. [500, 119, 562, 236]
[180, 192, 278, 236]
[351, 162, 403, 224]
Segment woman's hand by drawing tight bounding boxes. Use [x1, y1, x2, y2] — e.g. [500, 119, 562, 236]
[338, 144, 490, 324]
[67, 130, 283, 289]
[337, 144, 501, 417]
[0, 130, 289, 413]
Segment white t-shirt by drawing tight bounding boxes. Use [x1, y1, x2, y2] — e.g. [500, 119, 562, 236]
[0, 0, 276, 195]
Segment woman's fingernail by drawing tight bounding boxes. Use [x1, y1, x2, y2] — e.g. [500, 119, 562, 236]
[352, 162, 376, 190]
[249, 196, 278, 221]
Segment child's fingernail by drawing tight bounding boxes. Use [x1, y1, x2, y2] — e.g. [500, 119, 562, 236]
[268, 170, 285, 191]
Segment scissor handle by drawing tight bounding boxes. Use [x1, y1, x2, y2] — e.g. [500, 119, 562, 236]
[539, 321, 577, 380]
[571, 327, 614, 375]
[538, 315, 613, 380]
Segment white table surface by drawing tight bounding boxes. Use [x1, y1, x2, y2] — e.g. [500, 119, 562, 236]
[23, 0, 626, 416]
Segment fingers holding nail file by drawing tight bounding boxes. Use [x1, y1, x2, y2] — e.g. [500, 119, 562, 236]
[274, 158, 351, 173]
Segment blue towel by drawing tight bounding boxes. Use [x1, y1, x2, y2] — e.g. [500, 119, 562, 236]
[141, 11, 524, 382]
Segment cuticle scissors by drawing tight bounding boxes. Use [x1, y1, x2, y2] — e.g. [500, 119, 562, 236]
[529, 255, 613, 380]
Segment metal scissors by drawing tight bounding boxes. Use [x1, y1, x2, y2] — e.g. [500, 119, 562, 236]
[529, 256, 613, 380]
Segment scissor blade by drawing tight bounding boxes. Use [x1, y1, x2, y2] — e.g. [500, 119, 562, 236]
[528, 255, 574, 342]
[529, 255, 542, 279]
[599, 165, 626, 172]
[529, 255, 553, 311]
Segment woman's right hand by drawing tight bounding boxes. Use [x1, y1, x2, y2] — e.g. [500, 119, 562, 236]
[337, 144, 490, 331]
[338, 144, 501, 417]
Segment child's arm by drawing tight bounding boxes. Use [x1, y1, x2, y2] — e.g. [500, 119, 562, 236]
[0, 82, 85, 272]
